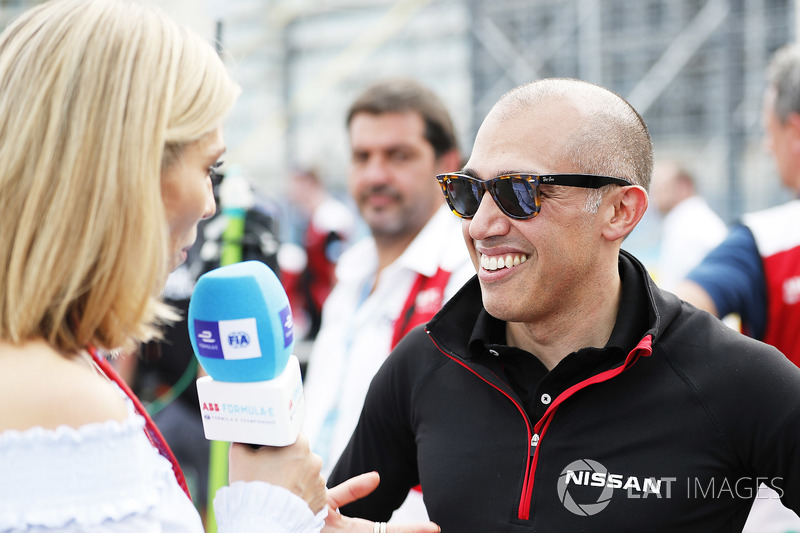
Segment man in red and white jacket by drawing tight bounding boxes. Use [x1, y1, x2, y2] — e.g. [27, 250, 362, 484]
[302, 78, 474, 522]
[677, 43, 800, 366]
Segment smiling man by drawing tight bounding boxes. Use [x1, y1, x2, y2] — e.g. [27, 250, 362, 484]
[327, 78, 800, 531]
[303, 78, 474, 521]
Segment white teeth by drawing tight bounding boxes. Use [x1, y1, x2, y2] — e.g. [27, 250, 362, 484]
[481, 253, 529, 271]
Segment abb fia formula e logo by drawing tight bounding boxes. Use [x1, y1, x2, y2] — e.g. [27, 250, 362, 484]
[194, 317, 262, 360]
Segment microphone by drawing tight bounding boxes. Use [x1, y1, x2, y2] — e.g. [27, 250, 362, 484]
[188, 260, 305, 447]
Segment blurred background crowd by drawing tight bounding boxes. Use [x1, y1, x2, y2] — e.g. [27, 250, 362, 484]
[0, 0, 791, 267]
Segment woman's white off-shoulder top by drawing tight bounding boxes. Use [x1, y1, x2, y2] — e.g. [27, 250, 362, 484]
[0, 387, 324, 532]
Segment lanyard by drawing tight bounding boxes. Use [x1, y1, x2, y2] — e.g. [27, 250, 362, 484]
[88, 345, 191, 500]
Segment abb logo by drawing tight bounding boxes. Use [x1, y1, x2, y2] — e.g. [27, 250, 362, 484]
[202, 403, 220, 412]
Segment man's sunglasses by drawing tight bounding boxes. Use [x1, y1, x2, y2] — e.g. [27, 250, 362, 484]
[436, 173, 632, 220]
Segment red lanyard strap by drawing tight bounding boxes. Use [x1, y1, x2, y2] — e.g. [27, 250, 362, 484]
[88, 345, 192, 500]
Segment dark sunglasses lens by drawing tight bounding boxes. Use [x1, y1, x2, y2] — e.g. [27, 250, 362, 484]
[446, 178, 481, 217]
[493, 177, 539, 219]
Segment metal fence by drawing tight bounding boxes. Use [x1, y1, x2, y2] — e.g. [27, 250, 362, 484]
[466, 0, 794, 220]
[1, 0, 795, 223]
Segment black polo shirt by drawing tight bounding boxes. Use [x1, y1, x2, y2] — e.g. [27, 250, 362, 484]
[467, 255, 650, 424]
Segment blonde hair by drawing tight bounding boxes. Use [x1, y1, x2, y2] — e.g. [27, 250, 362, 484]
[0, 0, 240, 353]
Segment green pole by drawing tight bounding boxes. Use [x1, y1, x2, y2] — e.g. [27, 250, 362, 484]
[205, 204, 246, 532]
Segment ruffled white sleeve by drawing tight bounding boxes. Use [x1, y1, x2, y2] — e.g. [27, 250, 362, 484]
[0, 386, 326, 532]
[0, 406, 203, 532]
[215, 481, 327, 533]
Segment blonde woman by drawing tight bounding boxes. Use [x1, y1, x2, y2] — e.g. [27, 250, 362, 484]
[0, 1, 439, 532]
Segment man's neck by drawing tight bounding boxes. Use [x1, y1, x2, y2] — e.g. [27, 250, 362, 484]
[373, 205, 441, 275]
[373, 232, 416, 272]
[505, 273, 623, 371]
[366, 230, 422, 296]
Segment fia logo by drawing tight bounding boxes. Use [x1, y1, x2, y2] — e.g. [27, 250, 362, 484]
[227, 332, 251, 348]
[202, 402, 220, 412]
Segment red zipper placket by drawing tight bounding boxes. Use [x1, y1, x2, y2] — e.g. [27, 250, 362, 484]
[428, 336, 535, 515]
[524, 336, 653, 519]
[431, 333, 653, 521]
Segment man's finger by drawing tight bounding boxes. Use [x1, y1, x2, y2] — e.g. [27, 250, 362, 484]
[327, 471, 381, 509]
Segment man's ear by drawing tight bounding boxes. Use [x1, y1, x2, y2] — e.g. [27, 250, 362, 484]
[602, 185, 649, 242]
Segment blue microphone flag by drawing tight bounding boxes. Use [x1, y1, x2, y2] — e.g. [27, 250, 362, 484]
[188, 261, 294, 383]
